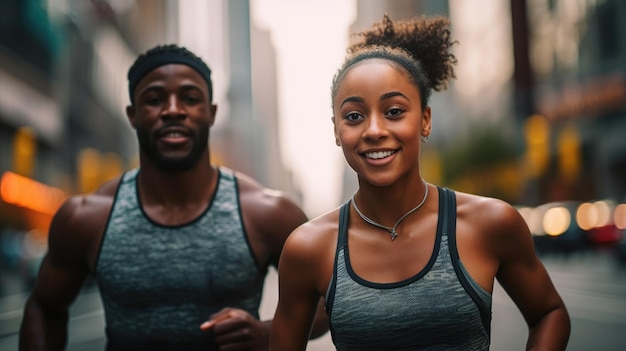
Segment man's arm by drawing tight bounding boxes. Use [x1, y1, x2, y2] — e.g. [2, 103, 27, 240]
[240, 180, 330, 341]
[200, 174, 329, 350]
[19, 197, 96, 351]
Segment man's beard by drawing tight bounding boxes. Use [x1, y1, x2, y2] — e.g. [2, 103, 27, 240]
[136, 126, 209, 173]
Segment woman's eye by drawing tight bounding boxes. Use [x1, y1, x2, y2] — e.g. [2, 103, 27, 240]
[345, 112, 363, 122]
[386, 108, 404, 117]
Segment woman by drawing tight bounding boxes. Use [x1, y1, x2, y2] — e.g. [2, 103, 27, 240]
[270, 14, 570, 351]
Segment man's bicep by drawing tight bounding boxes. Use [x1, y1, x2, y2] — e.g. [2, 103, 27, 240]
[265, 196, 309, 266]
[32, 202, 92, 310]
[30, 253, 89, 312]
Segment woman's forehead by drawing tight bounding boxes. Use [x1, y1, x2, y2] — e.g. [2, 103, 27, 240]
[337, 60, 416, 94]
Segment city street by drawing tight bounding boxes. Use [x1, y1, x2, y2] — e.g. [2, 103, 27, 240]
[1, 1, 625, 350]
[1, 249, 625, 350]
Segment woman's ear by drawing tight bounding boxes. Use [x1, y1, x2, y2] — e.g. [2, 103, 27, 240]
[332, 116, 341, 146]
[422, 106, 432, 137]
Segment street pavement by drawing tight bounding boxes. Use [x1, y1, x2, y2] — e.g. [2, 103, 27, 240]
[2, 249, 626, 350]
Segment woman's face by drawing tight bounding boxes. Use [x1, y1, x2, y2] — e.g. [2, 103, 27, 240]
[332, 59, 431, 186]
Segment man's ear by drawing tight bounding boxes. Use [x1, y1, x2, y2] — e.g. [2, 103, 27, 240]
[209, 104, 217, 127]
[126, 105, 137, 129]
[332, 116, 340, 146]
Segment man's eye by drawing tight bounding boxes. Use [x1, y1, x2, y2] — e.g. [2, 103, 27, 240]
[144, 96, 162, 105]
[183, 96, 200, 104]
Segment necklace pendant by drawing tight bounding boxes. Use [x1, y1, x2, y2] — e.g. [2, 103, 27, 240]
[390, 230, 398, 241]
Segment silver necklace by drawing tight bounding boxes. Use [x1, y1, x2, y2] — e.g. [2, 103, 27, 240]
[351, 180, 428, 241]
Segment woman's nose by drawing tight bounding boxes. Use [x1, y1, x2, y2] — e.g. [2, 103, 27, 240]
[363, 114, 388, 141]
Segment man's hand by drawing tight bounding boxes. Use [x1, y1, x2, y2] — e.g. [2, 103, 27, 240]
[200, 308, 270, 351]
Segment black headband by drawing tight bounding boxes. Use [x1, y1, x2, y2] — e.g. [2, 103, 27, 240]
[127, 51, 213, 103]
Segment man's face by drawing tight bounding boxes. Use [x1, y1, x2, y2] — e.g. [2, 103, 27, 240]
[126, 64, 216, 173]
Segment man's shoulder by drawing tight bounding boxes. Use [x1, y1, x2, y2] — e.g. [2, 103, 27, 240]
[53, 176, 123, 232]
[222, 168, 263, 190]
[46, 177, 123, 267]
[223, 168, 285, 202]
[226, 169, 307, 236]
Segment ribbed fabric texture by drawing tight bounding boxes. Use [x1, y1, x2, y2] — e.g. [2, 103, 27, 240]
[95, 168, 264, 351]
[326, 187, 491, 351]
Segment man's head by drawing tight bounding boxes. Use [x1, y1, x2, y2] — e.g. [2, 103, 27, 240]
[126, 44, 217, 173]
[127, 44, 213, 105]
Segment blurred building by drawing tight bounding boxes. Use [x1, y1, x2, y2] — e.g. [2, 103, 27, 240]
[212, 0, 300, 198]
[0, 0, 299, 225]
[341, 0, 521, 204]
[340, 0, 626, 206]
[0, 0, 169, 234]
[0, 0, 299, 289]
[527, 0, 626, 204]
[0, 0, 177, 291]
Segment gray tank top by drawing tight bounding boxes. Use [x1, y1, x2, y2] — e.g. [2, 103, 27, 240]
[325, 187, 492, 350]
[95, 168, 265, 350]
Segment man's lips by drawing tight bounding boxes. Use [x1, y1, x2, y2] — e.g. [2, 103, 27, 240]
[157, 127, 191, 144]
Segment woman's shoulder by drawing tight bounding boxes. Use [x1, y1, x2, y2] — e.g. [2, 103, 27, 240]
[453, 189, 531, 250]
[454, 189, 520, 222]
[291, 208, 341, 243]
[283, 208, 342, 260]
[453, 189, 528, 237]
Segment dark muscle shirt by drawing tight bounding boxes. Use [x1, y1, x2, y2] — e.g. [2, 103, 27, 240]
[95, 168, 265, 350]
[325, 187, 492, 351]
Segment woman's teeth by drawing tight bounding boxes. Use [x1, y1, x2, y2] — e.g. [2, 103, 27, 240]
[365, 150, 395, 159]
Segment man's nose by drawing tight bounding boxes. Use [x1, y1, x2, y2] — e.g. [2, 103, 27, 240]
[163, 95, 186, 119]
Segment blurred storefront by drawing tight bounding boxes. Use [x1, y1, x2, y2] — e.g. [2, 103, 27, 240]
[0, 0, 170, 290]
[0, 0, 301, 291]
[525, 0, 626, 204]
[0, 0, 168, 231]
[337, 0, 625, 213]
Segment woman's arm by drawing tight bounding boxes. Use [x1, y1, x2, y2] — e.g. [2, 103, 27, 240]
[270, 225, 328, 351]
[493, 203, 571, 350]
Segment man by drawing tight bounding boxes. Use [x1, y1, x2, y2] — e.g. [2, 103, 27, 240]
[19, 44, 327, 350]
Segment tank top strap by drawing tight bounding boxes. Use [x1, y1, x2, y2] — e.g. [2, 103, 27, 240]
[440, 186, 456, 255]
[122, 168, 139, 182]
[438, 186, 451, 240]
[217, 166, 235, 179]
[441, 186, 492, 333]
[338, 201, 351, 249]
[325, 201, 351, 315]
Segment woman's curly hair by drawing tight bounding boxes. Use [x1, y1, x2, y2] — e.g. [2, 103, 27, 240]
[331, 14, 458, 109]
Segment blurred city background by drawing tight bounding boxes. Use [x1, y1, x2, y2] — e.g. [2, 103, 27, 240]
[1, 0, 625, 350]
